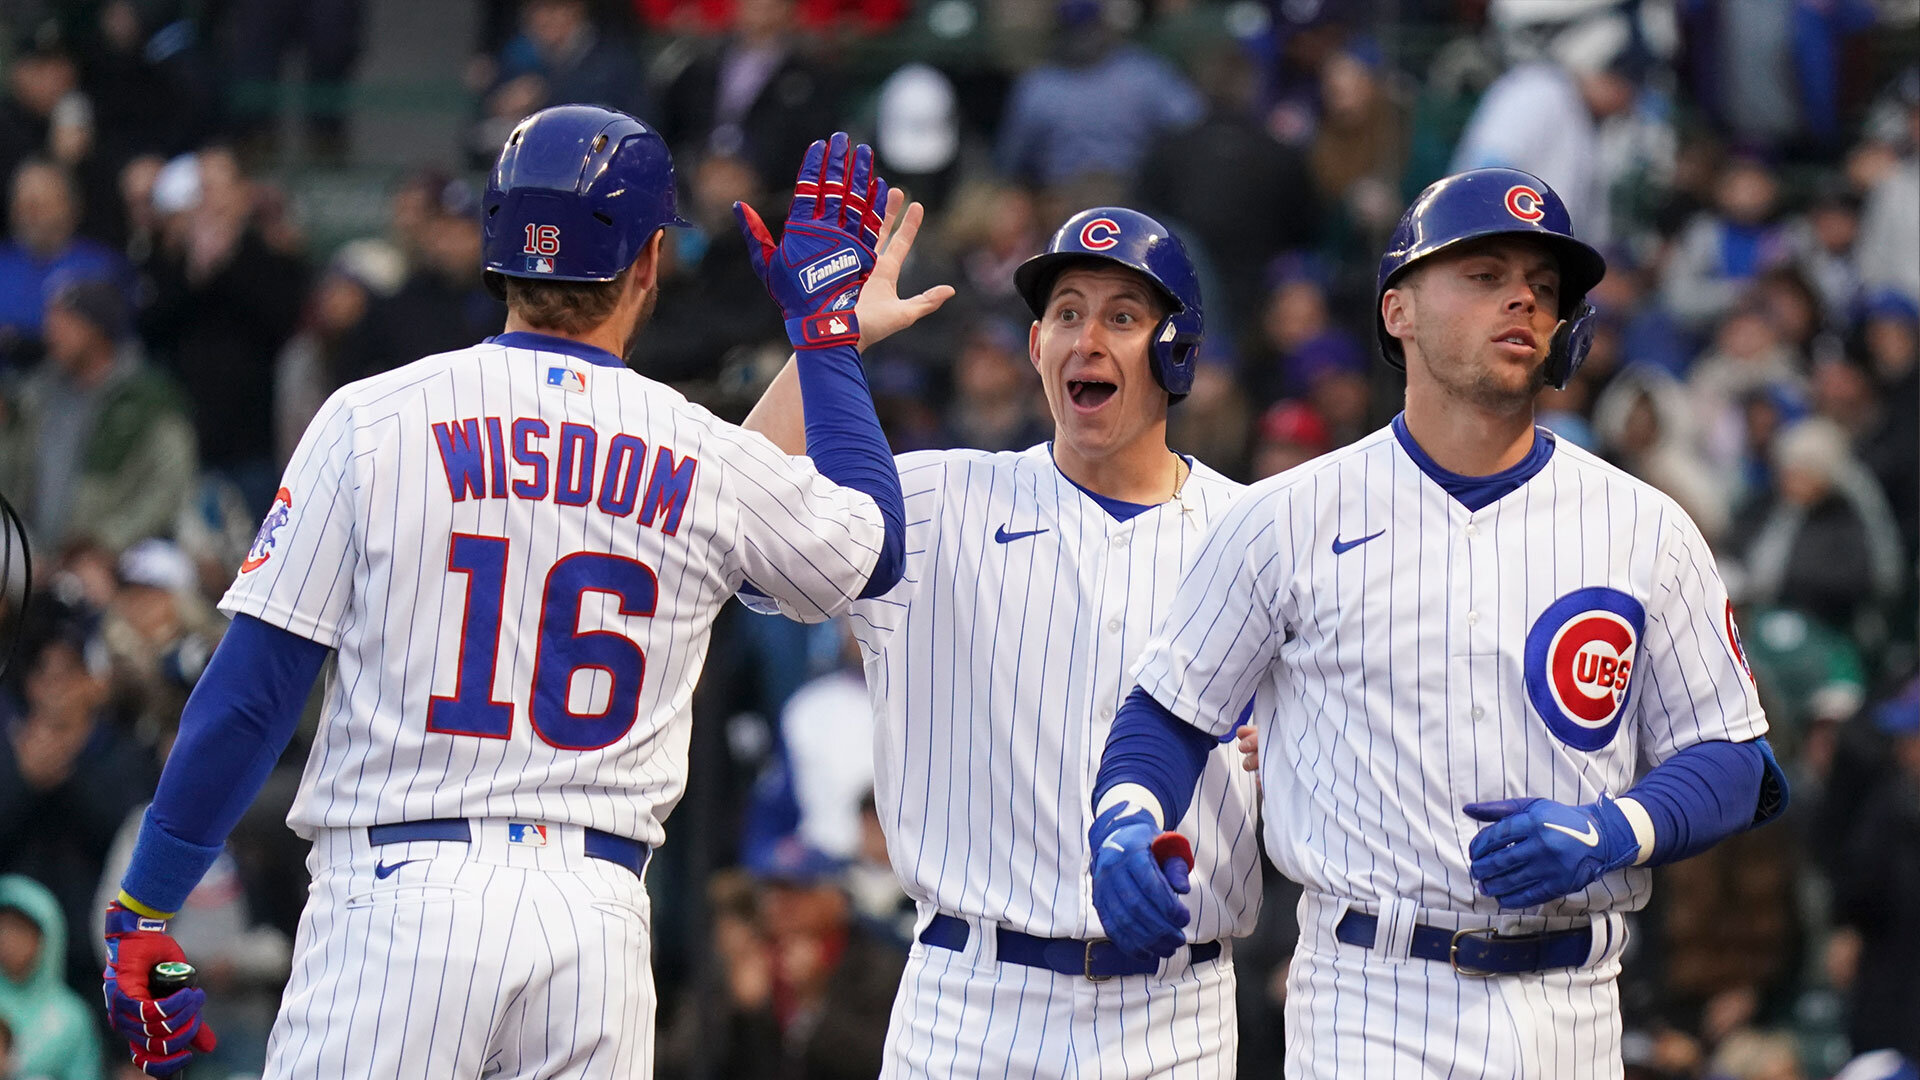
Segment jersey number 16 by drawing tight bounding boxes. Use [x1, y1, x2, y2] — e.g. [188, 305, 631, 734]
[428, 533, 657, 751]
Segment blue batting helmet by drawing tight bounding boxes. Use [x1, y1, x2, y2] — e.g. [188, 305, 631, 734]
[482, 104, 691, 296]
[1013, 207, 1205, 399]
[1375, 168, 1606, 389]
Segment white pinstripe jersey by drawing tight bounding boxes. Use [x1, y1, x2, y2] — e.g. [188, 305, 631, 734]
[220, 335, 885, 845]
[852, 444, 1263, 943]
[1134, 419, 1768, 920]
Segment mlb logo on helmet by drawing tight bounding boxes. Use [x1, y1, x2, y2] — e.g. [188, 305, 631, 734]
[527, 256, 556, 274]
[241, 487, 294, 574]
[1524, 586, 1646, 750]
[507, 823, 549, 847]
[1505, 185, 1546, 223]
[1079, 217, 1121, 251]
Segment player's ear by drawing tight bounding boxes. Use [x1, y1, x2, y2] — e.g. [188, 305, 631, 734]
[629, 231, 666, 297]
[1028, 320, 1041, 372]
[1381, 286, 1415, 346]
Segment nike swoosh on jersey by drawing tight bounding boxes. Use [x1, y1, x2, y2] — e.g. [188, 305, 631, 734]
[1542, 821, 1601, 847]
[1330, 529, 1386, 555]
[994, 525, 1050, 544]
[373, 859, 420, 880]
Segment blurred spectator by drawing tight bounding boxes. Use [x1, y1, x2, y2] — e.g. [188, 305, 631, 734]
[942, 318, 1047, 451]
[0, 874, 102, 1080]
[1594, 364, 1733, 542]
[1703, 1027, 1804, 1080]
[1830, 680, 1920, 1063]
[1734, 417, 1905, 637]
[0, 160, 130, 369]
[0, 277, 196, 554]
[995, 0, 1204, 193]
[138, 148, 308, 511]
[1853, 71, 1919, 307]
[1138, 45, 1319, 335]
[872, 63, 961, 212]
[1740, 604, 1866, 770]
[927, 179, 1040, 327]
[101, 539, 224, 740]
[1450, 10, 1647, 242]
[1849, 291, 1919, 556]
[273, 239, 407, 462]
[643, 152, 787, 384]
[1662, 158, 1791, 334]
[1250, 399, 1331, 479]
[1785, 182, 1866, 325]
[1244, 268, 1366, 409]
[346, 181, 499, 382]
[470, 0, 646, 168]
[1168, 363, 1254, 480]
[1308, 42, 1407, 236]
[1679, 0, 1879, 157]
[224, 0, 365, 160]
[78, 1, 218, 164]
[0, 598, 155, 995]
[768, 624, 875, 863]
[1832, 1050, 1920, 1080]
[0, 22, 81, 189]
[657, 0, 837, 194]
[633, 0, 905, 34]
[1689, 300, 1805, 487]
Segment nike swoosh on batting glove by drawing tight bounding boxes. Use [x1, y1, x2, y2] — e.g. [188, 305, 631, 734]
[734, 131, 889, 351]
[1462, 794, 1640, 909]
[1089, 804, 1191, 960]
[103, 901, 217, 1076]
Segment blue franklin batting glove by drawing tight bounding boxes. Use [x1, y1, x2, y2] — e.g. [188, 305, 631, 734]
[1089, 804, 1191, 960]
[733, 131, 889, 351]
[1463, 795, 1641, 910]
[102, 900, 217, 1076]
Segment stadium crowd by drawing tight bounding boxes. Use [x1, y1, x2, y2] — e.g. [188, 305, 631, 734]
[0, 0, 1913, 1077]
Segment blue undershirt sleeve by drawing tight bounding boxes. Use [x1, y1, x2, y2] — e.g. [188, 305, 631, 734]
[120, 614, 329, 913]
[1627, 737, 1785, 866]
[1094, 687, 1217, 825]
[793, 343, 904, 598]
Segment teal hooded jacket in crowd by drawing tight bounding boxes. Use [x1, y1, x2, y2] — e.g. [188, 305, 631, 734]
[0, 874, 103, 1080]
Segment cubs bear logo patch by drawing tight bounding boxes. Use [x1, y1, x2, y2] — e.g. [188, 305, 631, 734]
[1524, 586, 1645, 750]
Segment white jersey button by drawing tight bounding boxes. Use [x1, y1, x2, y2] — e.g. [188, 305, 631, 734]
[1471, 705, 1485, 721]
[1106, 618, 1123, 633]
[1466, 610, 1480, 626]
[1111, 533, 1130, 548]
[1465, 523, 1479, 538]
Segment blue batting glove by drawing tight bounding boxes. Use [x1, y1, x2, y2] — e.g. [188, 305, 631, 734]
[1463, 795, 1640, 910]
[102, 901, 217, 1076]
[733, 132, 889, 351]
[1089, 804, 1191, 960]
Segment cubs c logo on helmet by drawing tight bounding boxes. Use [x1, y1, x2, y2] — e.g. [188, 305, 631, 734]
[1524, 587, 1646, 750]
[1504, 185, 1545, 223]
[1079, 217, 1121, 251]
[241, 487, 294, 573]
[1724, 599, 1754, 684]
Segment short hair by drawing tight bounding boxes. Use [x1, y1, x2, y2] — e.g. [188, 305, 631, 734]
[502, 266, 629, 336]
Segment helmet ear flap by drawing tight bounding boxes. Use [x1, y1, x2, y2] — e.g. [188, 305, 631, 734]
[1544, 302, 1597, 389]
[1152, 311, 1202, 399]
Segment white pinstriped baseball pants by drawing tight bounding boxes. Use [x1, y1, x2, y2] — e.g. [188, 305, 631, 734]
[880, 910, 1238, 1079]
[263, 823, 655, 1080]
[1283, 891, 1628, 1080]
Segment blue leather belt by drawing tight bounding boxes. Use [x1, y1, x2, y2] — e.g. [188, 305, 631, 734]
[1334, 910, 1593, 975]
[368, 819, 650, 879]
[920, 913, 1222, 981]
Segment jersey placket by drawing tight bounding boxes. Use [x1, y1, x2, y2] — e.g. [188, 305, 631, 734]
[1077, 512, 1136, 929]
[1448, 500, 1509, 817]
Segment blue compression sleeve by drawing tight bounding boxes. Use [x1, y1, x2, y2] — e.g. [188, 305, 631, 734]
[1626, 738, 1780, 866]
[1094, 687, 1216, 825]
[120, 614, 328, 913]
[795, 343, 904, 598]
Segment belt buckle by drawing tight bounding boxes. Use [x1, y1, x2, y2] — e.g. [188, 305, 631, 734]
[1084, 939, 1113, 982]
[1449, 927, 1503, 978]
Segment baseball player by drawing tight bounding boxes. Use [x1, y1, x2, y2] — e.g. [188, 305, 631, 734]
[742, 205, 1263, 1077]
[96, 109, 911, 1078]
[1088, 169, 1790, 1079]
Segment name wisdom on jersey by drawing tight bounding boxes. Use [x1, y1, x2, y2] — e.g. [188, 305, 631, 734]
[431, 415, 699, 535]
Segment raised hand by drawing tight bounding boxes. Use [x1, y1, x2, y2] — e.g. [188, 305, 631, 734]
[734, 132, 889, 351]
[854, 187, 955, 351]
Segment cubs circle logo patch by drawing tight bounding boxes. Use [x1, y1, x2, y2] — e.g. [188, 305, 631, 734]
[1504, 185, 1545, 223]
[1524, 586, 1646, 750]
[1724, 599, 1754, 683]
[1079, 217, 1121, 251]
[240, 487, 293, 573]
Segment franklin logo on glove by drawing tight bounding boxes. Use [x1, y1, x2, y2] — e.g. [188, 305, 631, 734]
[801, 249, 861, 293]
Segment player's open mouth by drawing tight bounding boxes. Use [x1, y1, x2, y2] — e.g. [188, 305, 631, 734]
[1492, 328, 1536, 358]
[1068, 379, 1117, 410]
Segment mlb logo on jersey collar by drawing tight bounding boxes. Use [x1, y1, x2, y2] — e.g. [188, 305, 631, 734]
[507, 823, 550, 847]
[546, 366, 587, 393]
